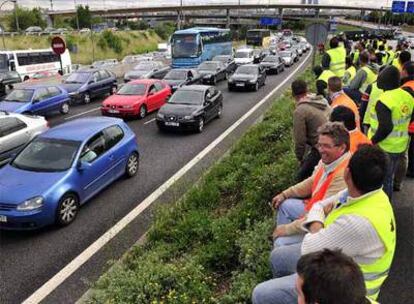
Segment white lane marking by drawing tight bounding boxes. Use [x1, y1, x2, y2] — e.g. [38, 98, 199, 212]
[64, 107, 101, 120]
[22, 49, 312, 304]
[144, 118, 156, 125]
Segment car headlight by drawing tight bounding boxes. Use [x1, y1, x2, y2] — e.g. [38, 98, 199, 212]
[183, 115, 193, 120]
[69, 91, 80, 96]
[228, 78, 234, 83]
[123, 105, 133, 109]
[17, 196, 43, 211]
[157, 113, 164, 119]
[249, 78, 257, 83]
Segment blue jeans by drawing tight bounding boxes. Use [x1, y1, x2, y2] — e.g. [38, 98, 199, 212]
[274, 199, 305, 247]
[384, 152, 404, 200]
[252, 243, 301, 304]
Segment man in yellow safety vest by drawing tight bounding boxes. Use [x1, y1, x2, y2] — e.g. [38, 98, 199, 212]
[322, 37, 346, 78]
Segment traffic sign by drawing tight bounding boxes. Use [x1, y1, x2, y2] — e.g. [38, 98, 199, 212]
[392, 1, 406, 13]
[260, 17, 281, 26]
[305, 23, 328, 46]
[51, 36, 66, 55]
[407, 1, 414, 13]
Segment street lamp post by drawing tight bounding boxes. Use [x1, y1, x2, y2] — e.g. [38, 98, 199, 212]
[0, 0, 17, 50]
[74, 0, 80, 31]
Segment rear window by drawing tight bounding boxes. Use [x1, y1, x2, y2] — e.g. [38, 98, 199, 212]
[0, 117, 27, 137]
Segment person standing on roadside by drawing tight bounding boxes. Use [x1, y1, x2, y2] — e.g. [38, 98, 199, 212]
[290, 80, 331, 182]
[367, 66, 414, 199]
[322, 37, 347, 78]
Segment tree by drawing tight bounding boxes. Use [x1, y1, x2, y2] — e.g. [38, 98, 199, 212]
[70, 5, 93, 29]
[7, 6, 47, 31]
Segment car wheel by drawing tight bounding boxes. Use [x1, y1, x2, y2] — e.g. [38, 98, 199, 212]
[60, 102, 70, 115]
[211, 76, 216, 85]
[225, 72, 229, 80]
[254, 82, 259, 91]
[216, 103, 223, 119]
[125, 152, 139, 178]
[274, 68, 278, 75]
[110, 85, 117, 95]
[23, 76, 29, 81]
[138, 104, 147, 119]
[197, 117, 204, 133]
[56, 193, 79, 226]
[228, 85, 233, 91]
[83, 92, 91, 104]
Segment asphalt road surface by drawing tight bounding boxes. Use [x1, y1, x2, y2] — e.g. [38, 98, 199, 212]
[0, 52, 312, 304]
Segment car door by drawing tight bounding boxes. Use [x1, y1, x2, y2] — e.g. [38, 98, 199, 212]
[0, 117, 29, 164]
[77, 131, 113, 200]
[89, 71, 102, 97]
[259, 67, 266, 84]
[99, 70, 112, 95]
[102, 125, 126, 180]
[204, 88, 216, 122]
[154, 81, 168, 109]
[47, 86, 65, 112]
[30, 88, 50, 115]
[146, 84, 158, 112]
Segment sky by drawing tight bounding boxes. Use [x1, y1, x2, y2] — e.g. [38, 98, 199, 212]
[6, 0, 390, 11]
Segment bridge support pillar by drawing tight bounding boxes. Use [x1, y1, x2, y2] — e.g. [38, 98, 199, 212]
[360, 10, 366, 22]
[177, 10, 184, 30]
[226, 9, 230, 29]
[278, 8, 283, 30]
[314, 8, 320, 19]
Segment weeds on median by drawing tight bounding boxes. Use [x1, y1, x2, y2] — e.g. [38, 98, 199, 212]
[87, 65, 315, 304]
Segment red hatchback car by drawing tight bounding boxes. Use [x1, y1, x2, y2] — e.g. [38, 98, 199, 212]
[101, 79, 171, 119]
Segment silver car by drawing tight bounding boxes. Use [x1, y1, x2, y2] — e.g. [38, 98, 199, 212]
[0, 112, 48, 166]
[124, 61, 171, 82]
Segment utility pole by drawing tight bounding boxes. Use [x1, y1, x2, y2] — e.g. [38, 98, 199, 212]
[13, 0, 19, 32]
[74, 0, 80, 30]
[50, 0, 53, 11]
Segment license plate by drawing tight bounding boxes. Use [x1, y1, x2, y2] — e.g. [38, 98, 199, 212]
[0, 215, 7, 223]
[108, 109, 119, 114]
[236, 83, 245, 87]
[165, 122, 179, 127]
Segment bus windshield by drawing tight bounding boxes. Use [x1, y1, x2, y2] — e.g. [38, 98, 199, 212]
[0, 54, 8, 70]
[171, 34, 200, 58]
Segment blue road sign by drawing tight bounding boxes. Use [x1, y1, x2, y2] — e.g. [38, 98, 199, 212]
[260, 17, 281, 26]
[407, 1, 414, 13]
[392, 1, 406, 13]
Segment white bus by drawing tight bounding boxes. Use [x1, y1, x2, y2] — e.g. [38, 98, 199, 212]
[0, 48, 72, 81]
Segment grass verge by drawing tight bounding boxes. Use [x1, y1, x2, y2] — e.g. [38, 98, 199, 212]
[86, 63, 315, 304]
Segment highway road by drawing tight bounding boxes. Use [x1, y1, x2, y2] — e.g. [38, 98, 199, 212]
[0, 51, 312, 304]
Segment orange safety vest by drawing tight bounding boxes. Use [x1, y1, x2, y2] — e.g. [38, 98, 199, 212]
[401, 80, 414, 135]
[331, 92, 361, 129]
[350, 129, 372, 153]
[304, 157, 350, 211]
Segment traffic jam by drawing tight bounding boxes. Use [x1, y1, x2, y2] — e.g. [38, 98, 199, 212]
[0, 28, 310, 230]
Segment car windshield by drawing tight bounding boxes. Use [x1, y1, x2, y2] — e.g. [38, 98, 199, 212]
[3, 89, 34, 103]
[235, 51, 251, 58]
[64, 72, 90, 84]
[213, 56, 228, 62]
[263, 56, 278, 62]
[169, 90, 203, 105]
[117, 83, 147, 95]
[133, 64, 153, 71]
[164, 70, 187, 80]
[12, 137, 81, 172]
[279, 52, 291, 57]
[235, 66, 257, 75]
[198, 62, 219, 71]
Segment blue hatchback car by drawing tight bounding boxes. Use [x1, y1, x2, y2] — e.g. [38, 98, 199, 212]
[0, 85, 71, 116]
[0, 117, 139, 230]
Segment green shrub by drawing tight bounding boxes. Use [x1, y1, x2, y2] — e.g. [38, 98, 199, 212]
[100, 30, 123, 54]
[87, 66, 315, 303]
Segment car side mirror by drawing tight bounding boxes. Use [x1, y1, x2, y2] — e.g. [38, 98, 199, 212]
[77, 160, 92, 171]
[88, 80, 94, 84]
[32, 98, 40, 103]
[148, 91, 154, 96]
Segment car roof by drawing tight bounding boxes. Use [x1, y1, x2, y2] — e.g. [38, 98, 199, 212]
[128, 79, 160, 85]
[14, 85, 58, 90]
[74, 68, 103, 73]
[177, 85, 210, 92]
[41, 117, 124, 141]
[239, 64, 258, 68]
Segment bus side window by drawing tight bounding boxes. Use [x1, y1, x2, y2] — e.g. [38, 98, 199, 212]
[10, 60, 15, 71]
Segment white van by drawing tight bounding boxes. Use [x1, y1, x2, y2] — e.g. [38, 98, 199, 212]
[234, 48, 254, 65]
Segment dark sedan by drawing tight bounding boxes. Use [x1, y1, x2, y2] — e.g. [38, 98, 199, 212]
[259, 55, 285, 74]
[196, 61, 228, 85]
[163, 68, 201, 92]
[156, 85, 223, 133]
[212, 55, 237, 74]
[61, 69, 117, 104]
[228, 64, 266, 91]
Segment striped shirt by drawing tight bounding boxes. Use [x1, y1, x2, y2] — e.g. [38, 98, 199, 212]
[301, 189, 385, 265]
